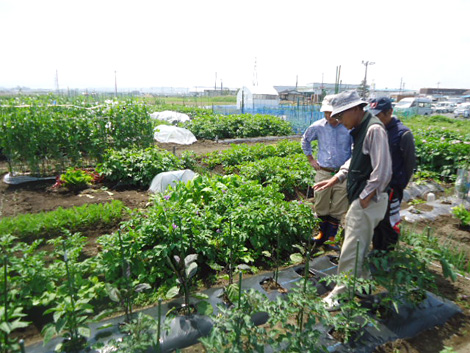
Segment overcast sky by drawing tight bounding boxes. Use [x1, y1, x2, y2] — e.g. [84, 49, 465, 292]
[1, 0, 469, 91]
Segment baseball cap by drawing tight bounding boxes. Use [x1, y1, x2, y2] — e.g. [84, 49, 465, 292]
[369, 97, 392, 116]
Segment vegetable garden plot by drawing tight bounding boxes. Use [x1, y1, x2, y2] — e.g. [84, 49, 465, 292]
[25, 256, 461, 353]
[0, 100, 154, 177]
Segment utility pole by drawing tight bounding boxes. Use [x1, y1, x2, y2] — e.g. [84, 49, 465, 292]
[55, 69, 59, 94]
[335, 65, 341, 94]
[361, 60, 375, 98]
[252, 57, 258, 87]
[114, 70, 118, 98]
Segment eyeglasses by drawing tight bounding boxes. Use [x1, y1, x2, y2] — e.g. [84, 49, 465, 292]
[333, 112, 344, 121]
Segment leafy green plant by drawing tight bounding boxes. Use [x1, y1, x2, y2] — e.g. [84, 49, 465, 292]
[99, 312, 164, 353]
[182, 113, 293, 140]
[1, 256, 30, 353]
[0, 98, 154, 176]
[96, 146, 183, 187]
[54, 167, 94, 191]
[41, 239, 94, 352]
[105, 231, 151, 323]
[321, 242, 378, 343]
[452, 204, 470, 227]
[234, 153, 314, 199]
[200, 140, 302, 170]
[165, 253, 199, 315]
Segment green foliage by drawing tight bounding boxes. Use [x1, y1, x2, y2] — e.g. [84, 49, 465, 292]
[1, 254, 30, 353]
[235, 153, 314, 199]
[96, 174, 314, 290]
[452, 204, 470, 227]
[400, 226, 459, 280]
[368, 248, 436, 314]
[58, 168, 94, 190]
[99, 313, 164, 353]
[182, 113, 293, 140]
[400, 117, 470, 180]
[200, 139, 302, 169]
[0, 98, 154, 176]
[0, 200, 125, 241]
[321, 274, 378, 342]
[200, 282, 330, 352]
[41, 235, 96, 352]
[96, 146, 183, 187]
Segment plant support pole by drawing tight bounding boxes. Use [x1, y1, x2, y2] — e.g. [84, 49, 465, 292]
[3, 256, 8, 351]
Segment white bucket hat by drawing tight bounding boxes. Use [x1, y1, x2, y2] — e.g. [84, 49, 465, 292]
[320, 94, 335, 112]
[330, 90, 368, 117]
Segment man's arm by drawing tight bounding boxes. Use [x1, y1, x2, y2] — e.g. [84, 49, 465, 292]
[400, 130, 416, 185]
[301, 126, 320, 169]
[360, 124, 392, 207]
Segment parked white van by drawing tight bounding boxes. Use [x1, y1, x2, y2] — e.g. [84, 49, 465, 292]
[394, 97, 433, 116]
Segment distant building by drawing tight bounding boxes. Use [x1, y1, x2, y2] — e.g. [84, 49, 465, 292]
[419, 88, 469, 96]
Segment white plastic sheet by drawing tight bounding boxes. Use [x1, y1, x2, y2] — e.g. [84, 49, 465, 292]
[150, 110, 190, 123]
[3, 173, 55, 185]
[154, 125, 197, 145]
[148, 169, 196, 194]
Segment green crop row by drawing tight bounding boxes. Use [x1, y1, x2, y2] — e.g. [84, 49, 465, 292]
[0, 200, 126, 242]
[0, 100, 154, 176]
[182, 113, 293, 140]
[200, 139, 303, 169]
[234, 153, 314, 199]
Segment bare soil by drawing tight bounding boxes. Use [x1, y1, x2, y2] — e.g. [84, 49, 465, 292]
[1, 139, 470, 352]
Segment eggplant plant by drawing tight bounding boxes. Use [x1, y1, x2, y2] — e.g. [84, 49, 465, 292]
[1, 256, 29, 353]
[41, 240, 93, 353]
[105, 230, 151, 323]
[165, 253, 199, 316]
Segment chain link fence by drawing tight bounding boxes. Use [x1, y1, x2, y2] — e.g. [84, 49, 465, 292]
[212, 104, 323, 134]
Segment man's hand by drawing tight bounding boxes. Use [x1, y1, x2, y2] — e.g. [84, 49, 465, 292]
[314, 176, 339, 192]
[307, 155, 320, 170]
[359, 192, 375, 209]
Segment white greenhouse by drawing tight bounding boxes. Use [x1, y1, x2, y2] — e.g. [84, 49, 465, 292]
[236, 86, 280, 109]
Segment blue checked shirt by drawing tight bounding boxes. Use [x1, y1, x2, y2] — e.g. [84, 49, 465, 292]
[301, 118, 352, 170]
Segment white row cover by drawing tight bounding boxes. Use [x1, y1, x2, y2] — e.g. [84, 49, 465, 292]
[154, 125, 197, 145]
[148, 169, 197, 194]
[150, 110, 190, 123]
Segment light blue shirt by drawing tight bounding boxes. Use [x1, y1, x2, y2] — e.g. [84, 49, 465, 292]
[301, 118, 352, 170]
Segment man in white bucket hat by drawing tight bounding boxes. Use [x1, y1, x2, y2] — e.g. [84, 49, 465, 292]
[301, 95, 352, 250]
[314, 90, 392, 310]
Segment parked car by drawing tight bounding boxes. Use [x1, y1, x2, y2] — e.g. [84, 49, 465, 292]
[394, 97, 433, 116]
[433, 101, 457, 114]
[454, 103, 470, 118]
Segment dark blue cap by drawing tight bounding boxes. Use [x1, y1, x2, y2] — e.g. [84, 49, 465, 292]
[369, 97, 392, 115]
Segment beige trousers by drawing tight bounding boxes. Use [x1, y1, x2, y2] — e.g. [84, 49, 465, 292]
[314, 169, 349, 220]
[329, 193, 388, 297]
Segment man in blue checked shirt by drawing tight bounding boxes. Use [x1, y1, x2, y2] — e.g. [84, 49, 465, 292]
[301, 94, 352, 248]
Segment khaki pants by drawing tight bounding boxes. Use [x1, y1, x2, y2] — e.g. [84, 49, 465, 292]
[329, 193, 388, 297]
[314, 169, 349, 220]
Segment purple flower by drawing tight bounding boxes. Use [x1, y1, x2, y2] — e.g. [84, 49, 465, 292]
[172, 224, 178, 229]
[163, 195, 170, 200]
[216, 229, 221, 233]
